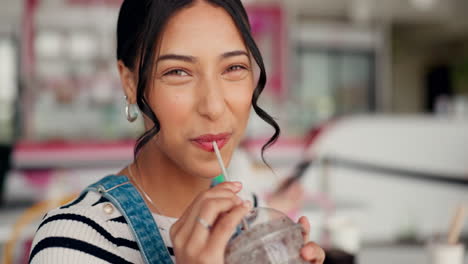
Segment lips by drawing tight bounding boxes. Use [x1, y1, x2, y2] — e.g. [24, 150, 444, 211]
[190, 132, 231, 152]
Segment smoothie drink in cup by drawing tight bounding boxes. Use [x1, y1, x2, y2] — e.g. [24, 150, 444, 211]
[212, 142, 308, 264]
[224, 207, 308, 264]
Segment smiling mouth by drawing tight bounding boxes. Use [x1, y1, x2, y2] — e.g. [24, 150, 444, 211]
[190, 133, 231, 152]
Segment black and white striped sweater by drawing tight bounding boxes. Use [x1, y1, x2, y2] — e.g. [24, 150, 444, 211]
[29, 190, 177, 263]
[29, 188, 258, 263]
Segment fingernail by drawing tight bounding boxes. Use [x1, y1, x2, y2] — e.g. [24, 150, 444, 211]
[232, 182, 242, 189]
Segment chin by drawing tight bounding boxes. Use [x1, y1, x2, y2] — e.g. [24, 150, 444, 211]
[188, 159, 224, 179]
[198, 165, 224, 179]
[181, 139, 238, 179]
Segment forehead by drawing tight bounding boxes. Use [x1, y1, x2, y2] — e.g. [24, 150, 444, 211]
[158, 1, 247, 55]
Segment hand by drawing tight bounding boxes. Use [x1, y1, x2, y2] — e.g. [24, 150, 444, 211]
[169, 181, 252, 264]
[298, 216, 326, 264]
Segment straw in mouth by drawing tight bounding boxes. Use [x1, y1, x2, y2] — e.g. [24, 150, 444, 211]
[212, 141, 230, 181]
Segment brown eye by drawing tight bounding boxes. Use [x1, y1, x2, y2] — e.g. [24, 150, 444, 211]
[223, 64, 249, 81]
[160, 68, 192, 85]
[226, 65, 247, 72]
[164, 69, 189, 76]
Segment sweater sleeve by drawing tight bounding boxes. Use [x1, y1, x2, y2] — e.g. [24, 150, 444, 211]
[29, 196, 139, 264]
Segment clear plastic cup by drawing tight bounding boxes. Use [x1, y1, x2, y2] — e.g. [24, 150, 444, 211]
[225, 207, 308, 264]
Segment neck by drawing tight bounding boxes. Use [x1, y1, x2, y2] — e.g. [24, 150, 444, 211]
[127, 141, 211, 218]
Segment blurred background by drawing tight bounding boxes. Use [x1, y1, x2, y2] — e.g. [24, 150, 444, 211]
[0, 0, 467, 263]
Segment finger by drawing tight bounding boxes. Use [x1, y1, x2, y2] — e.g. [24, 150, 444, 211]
[171, 183, 241, 246]
[185, 197, 243, 252]
[178, 185, 243, 233]
[187, 181, 243, 216]
[204, 200, 252, 253]
[172, 183, 243, 246]
[178, 184, 241, 227]
[300, 241, 325, 264]
[210, 181, 243, 193]
[182, 189, 243, 235]
[298, 216, 310, 242]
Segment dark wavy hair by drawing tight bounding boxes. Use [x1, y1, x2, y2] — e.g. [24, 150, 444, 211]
[116, 0, 280, 164]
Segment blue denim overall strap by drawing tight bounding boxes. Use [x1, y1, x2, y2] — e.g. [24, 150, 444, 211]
[84, 175, 173, 264]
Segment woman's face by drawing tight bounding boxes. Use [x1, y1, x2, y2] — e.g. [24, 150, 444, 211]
[147, 1, 254, 178]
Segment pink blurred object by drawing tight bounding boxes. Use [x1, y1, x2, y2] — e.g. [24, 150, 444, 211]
[20, 239, 33, 264]
[246, 4, 286, 98]
[23, 170, 53, 188]
[13, 140, 135, 168]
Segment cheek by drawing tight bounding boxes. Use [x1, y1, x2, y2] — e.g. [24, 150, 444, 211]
[148, 85, 195, 142]
[225, 80, 253, 122]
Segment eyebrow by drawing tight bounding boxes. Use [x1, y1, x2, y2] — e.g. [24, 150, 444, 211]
[221, 50, 249, 59]
[157, 54, 196, 63]
[157, 50, 249, 63]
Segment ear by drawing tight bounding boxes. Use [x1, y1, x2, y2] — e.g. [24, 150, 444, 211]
[117, 60, 137, 104]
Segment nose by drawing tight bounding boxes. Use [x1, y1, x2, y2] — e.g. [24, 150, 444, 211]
[196, 75, 226, 121]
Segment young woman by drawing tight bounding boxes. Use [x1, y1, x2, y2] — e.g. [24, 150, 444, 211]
[29, 0, 325, 263]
